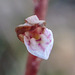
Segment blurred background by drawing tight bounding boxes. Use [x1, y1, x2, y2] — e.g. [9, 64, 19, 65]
[0, 0, 75, 75]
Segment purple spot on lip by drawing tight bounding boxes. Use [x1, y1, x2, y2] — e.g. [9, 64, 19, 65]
[36, 38, 41, 41]
[38, 43, 41, 46]
[30, 36, 32, 38]
[44, 32, 51, 39]
[46, 40, 51, 45]
[28, 40, 31, 45]
[47, 34, 51, 38]
[38, 43, 45, 51]
[46, 42, 49, 45]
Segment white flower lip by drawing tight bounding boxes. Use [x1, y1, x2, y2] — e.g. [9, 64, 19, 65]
[24, 28, 54, 60]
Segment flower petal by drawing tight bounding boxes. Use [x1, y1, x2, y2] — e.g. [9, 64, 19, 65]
[24, 28, 54, 60]
[25, 15, 46, 26]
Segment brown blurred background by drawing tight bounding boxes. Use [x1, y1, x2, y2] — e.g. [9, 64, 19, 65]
[0, 0, 75, 75]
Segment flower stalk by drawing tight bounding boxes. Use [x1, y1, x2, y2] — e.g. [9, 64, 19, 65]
[25, 0, 49, 75]
[25, 53, 41, 75]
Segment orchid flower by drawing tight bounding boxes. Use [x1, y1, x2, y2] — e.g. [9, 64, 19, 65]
[15, 15, 54, 60]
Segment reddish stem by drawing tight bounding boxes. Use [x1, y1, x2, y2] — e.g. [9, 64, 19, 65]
[25, 0, 48, 75]
[25, 53, 41, 75]
[34, 0, 48, 20]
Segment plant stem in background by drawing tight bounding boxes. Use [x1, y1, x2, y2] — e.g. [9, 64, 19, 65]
[25, 0, 48, 75]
